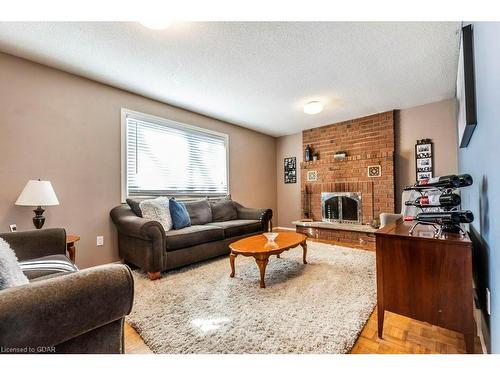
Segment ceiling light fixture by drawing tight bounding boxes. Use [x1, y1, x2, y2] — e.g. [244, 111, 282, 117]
[138, 20, 173, 30]
[303, 101, 324, 115]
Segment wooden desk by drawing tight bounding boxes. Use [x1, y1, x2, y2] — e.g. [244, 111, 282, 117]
[375, 220, 474, 353]
[66, 234, 80, 263]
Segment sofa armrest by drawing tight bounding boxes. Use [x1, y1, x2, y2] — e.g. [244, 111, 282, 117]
[0, 264, 133, 350]
[0, 228, 66, 262]
[379, 213, 403, 228]
[236, 207, 271, 221]
[234, 203, 273, 231]
[110, 205, 166, 242]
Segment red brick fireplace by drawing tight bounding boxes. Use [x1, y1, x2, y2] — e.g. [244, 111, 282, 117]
[295, 111, 395, 250]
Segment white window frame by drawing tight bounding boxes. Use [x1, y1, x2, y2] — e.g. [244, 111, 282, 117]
[121, 108, 230, 202]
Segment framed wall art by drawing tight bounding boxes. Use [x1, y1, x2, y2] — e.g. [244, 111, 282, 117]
[306, 170, 318, 182]
[415, 139, 433, 182]
[456, 24, 477, 148]
[367, 165, 381, 177]
[284, 157, 297, 184]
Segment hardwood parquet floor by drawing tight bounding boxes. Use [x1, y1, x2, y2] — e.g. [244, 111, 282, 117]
[124, 308, 482, 354]
[350, 309, 482, 354]
[124, 322, 152, 354]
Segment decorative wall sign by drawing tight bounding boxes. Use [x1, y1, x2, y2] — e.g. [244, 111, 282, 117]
[284, 157, 297, 184]
[367, 165, 381, 177]
[415, 139, 433, 182]
[306, 170, 318, 182]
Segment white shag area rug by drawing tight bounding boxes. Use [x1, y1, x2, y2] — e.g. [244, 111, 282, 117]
[127, 241, 376, 354]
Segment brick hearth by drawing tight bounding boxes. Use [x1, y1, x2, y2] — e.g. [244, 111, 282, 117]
[296, 224, 376, 251]
[293, 220, 377, 251]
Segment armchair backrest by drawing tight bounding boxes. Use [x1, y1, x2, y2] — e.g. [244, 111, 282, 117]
[0, 228, 66, 262]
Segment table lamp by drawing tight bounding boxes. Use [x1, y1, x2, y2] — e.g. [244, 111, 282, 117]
[15, 179, 60, 229]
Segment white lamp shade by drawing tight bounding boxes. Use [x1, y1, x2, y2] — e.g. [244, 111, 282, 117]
[15, 180, 60, 206]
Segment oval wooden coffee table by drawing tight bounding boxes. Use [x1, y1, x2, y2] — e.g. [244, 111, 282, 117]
[229, 232, 307, 288]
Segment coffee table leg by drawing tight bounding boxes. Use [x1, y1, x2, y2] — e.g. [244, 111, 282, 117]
[229, 253, 237, 278]
[276, 253, 280, 258]
[255, 256, 269, 288]
[301, 241, 308, 264]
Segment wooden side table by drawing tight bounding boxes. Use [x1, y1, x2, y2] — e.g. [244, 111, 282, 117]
[66, 235, 80, 263]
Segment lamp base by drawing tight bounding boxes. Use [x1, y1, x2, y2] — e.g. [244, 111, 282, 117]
[33, 206, 45, 229]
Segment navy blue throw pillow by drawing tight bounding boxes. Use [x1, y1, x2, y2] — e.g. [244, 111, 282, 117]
[169, 198, 191, 230]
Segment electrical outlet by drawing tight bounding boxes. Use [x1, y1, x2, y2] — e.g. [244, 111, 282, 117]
[96, 236, 104, 246]
[486, 288, 491, 315]
[9, 224, 17, 232]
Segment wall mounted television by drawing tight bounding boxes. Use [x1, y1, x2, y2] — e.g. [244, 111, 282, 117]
[456, 24, 477, 148]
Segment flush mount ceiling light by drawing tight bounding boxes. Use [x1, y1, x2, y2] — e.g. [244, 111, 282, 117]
[303, 101, 324, 115]
[138, 20, 173, 30]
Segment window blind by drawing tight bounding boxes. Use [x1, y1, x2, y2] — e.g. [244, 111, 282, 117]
[124, 112, 228, 197]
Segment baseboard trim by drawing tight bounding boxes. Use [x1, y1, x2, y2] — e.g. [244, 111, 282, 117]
[273, 226, 296, 232]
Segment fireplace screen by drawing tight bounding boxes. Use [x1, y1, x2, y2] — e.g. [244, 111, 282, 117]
[321, 192, 362, 224]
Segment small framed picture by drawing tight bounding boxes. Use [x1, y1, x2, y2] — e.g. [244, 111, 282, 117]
[367, 165, 381, 177]
[306, 170, 318, 182]
[416, 157, 432, 169]
[415, 139, 433, 182]
[417, 171, 432, 181]
[284, 157, 297, 184]
[416, 144, 431, 154]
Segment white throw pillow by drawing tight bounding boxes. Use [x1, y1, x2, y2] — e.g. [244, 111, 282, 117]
[0, 237, 29, 290]
[140, 197, 173, 232]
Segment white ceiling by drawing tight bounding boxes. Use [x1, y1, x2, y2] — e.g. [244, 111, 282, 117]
[0, 22, 460, 137]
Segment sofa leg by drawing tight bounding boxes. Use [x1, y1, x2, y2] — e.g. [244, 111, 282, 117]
[147, 272, 161, 280]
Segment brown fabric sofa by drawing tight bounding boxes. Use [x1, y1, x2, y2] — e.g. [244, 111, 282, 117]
[110, 198, 272, 280]
[0, 229, 134, 354]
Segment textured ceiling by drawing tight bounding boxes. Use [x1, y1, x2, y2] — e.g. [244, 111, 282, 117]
[0, 22, 460, 136]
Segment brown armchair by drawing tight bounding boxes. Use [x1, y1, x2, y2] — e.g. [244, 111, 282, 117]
[0, 229, 134, 354]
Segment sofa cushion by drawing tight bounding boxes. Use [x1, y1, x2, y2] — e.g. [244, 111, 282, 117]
[140, 197, 173, 231]
[210, 219, 262, 238]
[126, 198, 144, 217]
[210, 198, 238, 222]
[184, 199, 213, 225]
[165, 225, 224, 251]
[0, 237, 29, 290]
[19, 254, 78, 281]
[169, 199, 191, 230]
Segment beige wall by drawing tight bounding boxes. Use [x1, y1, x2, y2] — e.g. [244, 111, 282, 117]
[0, 52, 277, 269]
[395, 99, 458, 211]
[275, 99, 458, 223]
[275, 133, 303, 228]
